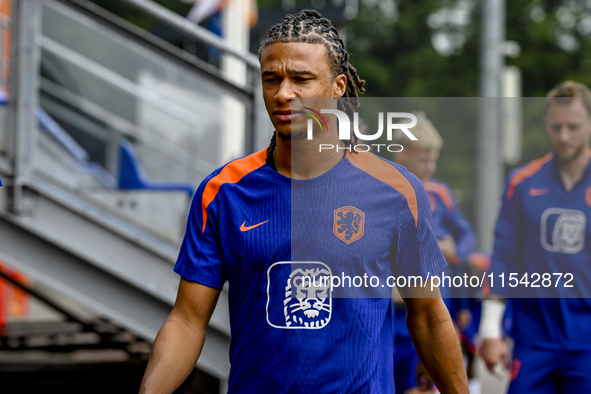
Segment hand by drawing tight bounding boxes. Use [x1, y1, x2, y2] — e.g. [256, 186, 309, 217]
[479, 338, 510, 372]
[415, 362, 435, 391]
[455, 309, 472, 331]
[404, 388, 438, 394]
[437, 235, 457, 263]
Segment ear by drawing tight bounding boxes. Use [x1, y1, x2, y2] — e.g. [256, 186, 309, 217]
[332, 74, 347, 98]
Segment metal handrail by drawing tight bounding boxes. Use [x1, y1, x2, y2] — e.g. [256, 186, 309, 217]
[39, 78, 216, 177]
[60, 0, 262, 154]
[40, 36, 205, 127]
[119, 0, 260, 69]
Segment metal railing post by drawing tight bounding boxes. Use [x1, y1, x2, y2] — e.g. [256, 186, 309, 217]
[9, 0, 40, 213]
[477, 0, 505, 251]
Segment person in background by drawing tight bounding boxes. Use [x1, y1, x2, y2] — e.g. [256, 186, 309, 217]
[480, 80, 591, 393]
[391, 113, 480, 394]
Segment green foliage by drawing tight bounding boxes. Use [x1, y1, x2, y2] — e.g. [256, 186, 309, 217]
[347, 0, 480, 97]
[507, 0, 591, 96]
[89, 0, 193, 30]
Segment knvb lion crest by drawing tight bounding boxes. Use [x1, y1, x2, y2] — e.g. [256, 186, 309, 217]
[266, 262, 332, 329]
[551, 213, 586, 254]
[284, 267, 332, 328]
[333, 206, 365, 245]
[540, 208, 586, 254]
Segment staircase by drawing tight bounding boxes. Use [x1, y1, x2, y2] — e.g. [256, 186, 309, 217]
[0, 0, 272, 390]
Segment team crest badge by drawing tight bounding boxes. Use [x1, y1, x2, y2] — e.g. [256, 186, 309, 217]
[266, 262, 332, 329]
[540, 208, 586, 254]
[333, 206, 365, 245]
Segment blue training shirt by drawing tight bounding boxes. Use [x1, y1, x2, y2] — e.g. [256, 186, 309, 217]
[491, 152, 591, 351]
[175, 148, 447, 393]
[395, 179, 477, 337]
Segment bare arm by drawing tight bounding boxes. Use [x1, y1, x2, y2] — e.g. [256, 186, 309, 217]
[139, 279, 220, 394]
[479, 297, 510, 372]
[401, 283, 468, 394]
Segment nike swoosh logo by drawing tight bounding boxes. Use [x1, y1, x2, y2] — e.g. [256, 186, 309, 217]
[529, 187, 549, 197]
[240, 220, 269, 232]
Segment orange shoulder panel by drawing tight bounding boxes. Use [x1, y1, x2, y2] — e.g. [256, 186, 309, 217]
[423, 180, 454, 212]
[347, 152, 418, 226]
[201, 148, 267, 233]
[506, 153, 552, 200]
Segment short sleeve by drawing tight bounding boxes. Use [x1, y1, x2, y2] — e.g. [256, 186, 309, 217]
[174, 174, 227, 289]
[443, 190, 477, 262]
[393, 173, 448, 280]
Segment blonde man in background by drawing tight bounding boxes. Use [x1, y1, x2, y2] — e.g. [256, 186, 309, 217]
[391, 114, 480, 394]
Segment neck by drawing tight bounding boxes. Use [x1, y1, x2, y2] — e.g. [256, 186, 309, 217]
[556, 147, 590, 191]
[273, 127, 345, 179]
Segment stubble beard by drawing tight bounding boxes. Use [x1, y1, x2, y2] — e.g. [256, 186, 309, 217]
[556, 142, 586, 163]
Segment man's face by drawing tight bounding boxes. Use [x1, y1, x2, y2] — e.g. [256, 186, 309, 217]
[545, 99, 591, 162]
[395, 147, 439, 182]
[259, 42, 346, 140]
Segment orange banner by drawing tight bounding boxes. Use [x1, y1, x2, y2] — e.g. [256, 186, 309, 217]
[0, 0, 11, 92]
[0, 261, 30, 335]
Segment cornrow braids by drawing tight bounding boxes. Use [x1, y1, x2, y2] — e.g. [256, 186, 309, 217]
[260, 9, 366, 163]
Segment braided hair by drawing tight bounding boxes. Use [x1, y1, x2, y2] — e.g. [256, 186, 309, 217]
[258, 9, 366, 160]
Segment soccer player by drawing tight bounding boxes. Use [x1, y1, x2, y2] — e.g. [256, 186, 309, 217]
[140, 10, 468, 393]
[392, 114, 477, 264]
[479, 81, 591, 393]
[391, 115, 479, 393]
